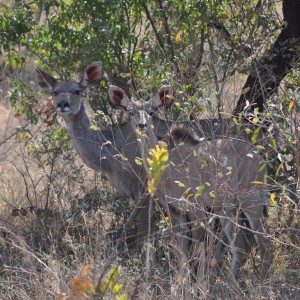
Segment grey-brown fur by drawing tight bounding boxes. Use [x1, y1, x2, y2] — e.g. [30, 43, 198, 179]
[110, 84, 272, 286]
[35, 62, 151, 244]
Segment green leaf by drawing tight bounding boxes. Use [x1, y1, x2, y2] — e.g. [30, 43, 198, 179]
[203, 157, 209, 168]
[107, 265, 121, 289]
[97, 281, 108, 295]
[269, 135, 277, 151]
[259, 162, 267, 172]
[175, 180, 185, 187]
[251, 127, 261, 143]
[275, 162, 284, 177]
[195, 184, 206, 198]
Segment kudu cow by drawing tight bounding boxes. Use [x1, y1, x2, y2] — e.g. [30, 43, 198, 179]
[107, 84, 272, 281]
[35, 62, 152, 245]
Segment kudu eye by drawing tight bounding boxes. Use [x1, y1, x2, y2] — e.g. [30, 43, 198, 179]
[129, 111, 135, 117]
[149, 111, 154, 116]
[74, 90, 81, 95]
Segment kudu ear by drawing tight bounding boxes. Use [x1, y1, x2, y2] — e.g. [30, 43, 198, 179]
[152, 85, 174, 110]
[35, 68, 57, 89]
[81, 61, 103, 88]
[107, 85, 131, 111]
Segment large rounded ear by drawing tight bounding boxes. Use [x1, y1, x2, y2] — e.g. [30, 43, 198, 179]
[81, 61, 103, 88]
[35, 68, 57, 89]
[107, 85, 131, 111]
[152, 85, 174, 109]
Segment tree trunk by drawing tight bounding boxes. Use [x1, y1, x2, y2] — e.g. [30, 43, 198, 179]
[233, 0, 300, 115]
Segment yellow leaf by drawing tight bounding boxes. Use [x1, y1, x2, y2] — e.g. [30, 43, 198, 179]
[113, 282, 123, 294]
[114, 154, 128, 161]
[256, 145, 265, 150]
[270, 192, 276, 205]
[226, 166, 232, 175]
[119, 72, 131, 78]
[209, 191, 215, 198]
[198, 221, 205, 228]
[289, 100, 294, 111]
[147, 144, 169, 194]
[251, 181, 264, 185]
[135, 128, 142, 135]
[174, 102, 181, 109]
[175, 32, 181, 43]
[158, 140, 168, 148]
[147, 181, 154, 194]
[135, 157, 143, 165]
[244, 127, 252, 134]
[252, 117, 259, 124]
[90, 124, 98, 131]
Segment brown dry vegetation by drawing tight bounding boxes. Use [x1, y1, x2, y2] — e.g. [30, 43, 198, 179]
[0, 1, 300, 298]
[0, 58, 299, 300]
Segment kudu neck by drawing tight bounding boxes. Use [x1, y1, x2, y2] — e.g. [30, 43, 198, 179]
[64, 103, 106, 144]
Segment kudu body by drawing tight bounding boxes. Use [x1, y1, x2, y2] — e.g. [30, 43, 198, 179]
[35, 62, 151, 243]
[108, 84, 272, 281]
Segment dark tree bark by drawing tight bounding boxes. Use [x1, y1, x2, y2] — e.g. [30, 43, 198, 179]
[233, 0, 300, 115]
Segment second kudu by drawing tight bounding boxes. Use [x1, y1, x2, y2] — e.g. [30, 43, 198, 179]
[35, 62, 152, 244]
[107, 84, 272, 282]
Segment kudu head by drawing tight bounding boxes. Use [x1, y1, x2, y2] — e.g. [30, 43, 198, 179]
[107, 84, 174, 133]
[35, 62, 103, 121]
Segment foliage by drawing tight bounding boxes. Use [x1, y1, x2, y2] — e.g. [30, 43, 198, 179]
[0, 0, 279, 116]
[1, 1, 300, 299]
[57, 265, 128, 300]
[146, 143, 169, 194]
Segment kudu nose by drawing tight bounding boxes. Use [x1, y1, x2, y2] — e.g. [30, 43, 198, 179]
[57, 100, 70, 111]
[138, 123, 147, 131]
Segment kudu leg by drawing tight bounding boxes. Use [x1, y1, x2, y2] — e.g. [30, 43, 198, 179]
[219, 207, 251, 280]
[169, 210, 190, 267]
[135, 194, 154, 247]
[161, 208, 194, 299]
[242, 205, 272, 281]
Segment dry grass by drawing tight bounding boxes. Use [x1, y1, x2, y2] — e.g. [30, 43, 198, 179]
[0, 59, 300, 300]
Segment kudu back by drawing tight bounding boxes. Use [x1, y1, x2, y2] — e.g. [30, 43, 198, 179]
[35, 62, 151, 244]
[108, 84, 272, 281]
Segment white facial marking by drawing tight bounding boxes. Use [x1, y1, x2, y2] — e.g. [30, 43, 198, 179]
[138, 111, 148, 131]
